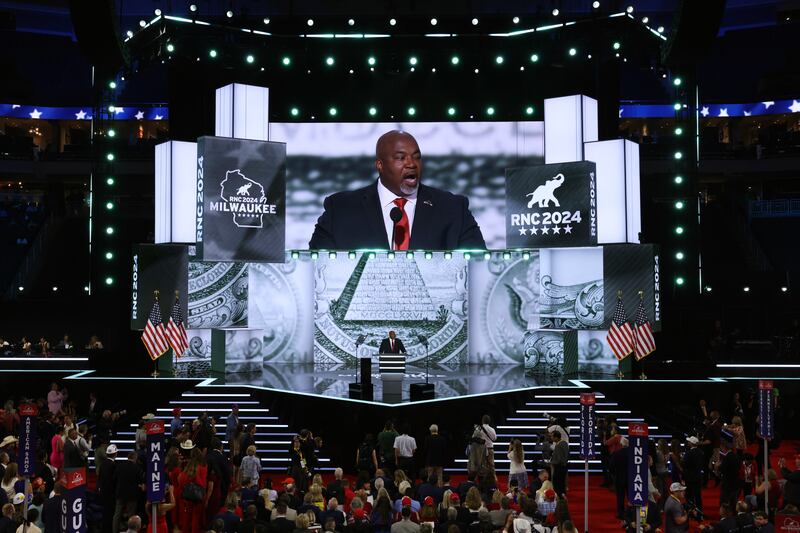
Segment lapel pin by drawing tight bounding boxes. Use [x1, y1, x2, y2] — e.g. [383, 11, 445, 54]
[423, 200, 433, 207]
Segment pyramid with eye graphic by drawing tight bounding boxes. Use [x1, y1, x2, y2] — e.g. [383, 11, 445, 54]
[336, 254, 437, 322]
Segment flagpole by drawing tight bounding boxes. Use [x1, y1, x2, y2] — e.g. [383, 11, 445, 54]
[616, 290, 625, 380]
[172, 290, 180, 376]
[151, 290, 160, 378]
[638, 291, 647, 380]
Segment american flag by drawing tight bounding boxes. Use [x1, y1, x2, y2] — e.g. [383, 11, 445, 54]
[166, 297, 189, 358]
[634, 298, 656, 360]
[606, 296, 634, 360]
[142, 297, 169, 361]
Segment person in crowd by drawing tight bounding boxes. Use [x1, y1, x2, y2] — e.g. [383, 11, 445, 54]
[207, 437, 232, 526]
[548, 431, 568, 498]
[321, 498, 346, 530]
[669, 438, 684, 484]
[15, 508, 40, 533]
[62, 427, 85, 468]
[753, 510, 774, 533]
[377, 422, 399, 473]
[0, 503, 16, 533]
[478, 416, 496, 473]
[177, 446, 208, 533]
[98, 443, 118, 532]
[37, 337, 49, 357]
[290, 436, 312, 494]
[417, 475, 443, 507]
[698, 503, 738, 532]
[241, 444, 263, 487]
[20, 338, 31, 356]
[424, 425, 446, 487]
[623, 498, 661, 533]
[718, 432, 741, 510]
[226, 405, 240, 451]
[779, 455, 800, 509]
[86, 335, 104, 350]
[147, 483, 176, 533]
[0, 464, 17, 501]
[114, 451, 144, 532]
[507, 439, 528, 492]
[124, 515, 142, 533]
[357, 436, 379, 482]
[46, 383, 66, 416]
[272, 499, 299, 532]
[664, 482, 690, 533]
[371, 488, 394, 533]
[394, 426, 417, 479]
[56, 335, 73, 353]
[488, 496, 511, 529]
[747, 469, 782, 513]
[40, 483, 62, 533]
[741, 452, 757, 498]
[683, 436, 705, 512]
[535, 489, 557, 520]
[391, 506, 420, 533]
[170, 407, 183, 437]
[213, 492, 243, 533]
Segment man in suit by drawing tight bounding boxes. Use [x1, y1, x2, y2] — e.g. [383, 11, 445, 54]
[63, 427, 86, 468]
[379, 331, 406, 354]
[309, 130, 486, 250]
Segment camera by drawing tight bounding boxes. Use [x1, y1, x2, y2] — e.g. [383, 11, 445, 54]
[684, 503, 704, 522]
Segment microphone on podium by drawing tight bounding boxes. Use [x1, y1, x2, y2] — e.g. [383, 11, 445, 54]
[390, 207, 403, 250]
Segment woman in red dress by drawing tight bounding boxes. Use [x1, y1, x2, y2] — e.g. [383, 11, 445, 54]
[146, 484, 176, 533]
[176, 445, 208, 533]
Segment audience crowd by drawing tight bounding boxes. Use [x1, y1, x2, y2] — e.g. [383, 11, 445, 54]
[0, 383, 795, 533]
[0, 335, 104, 357]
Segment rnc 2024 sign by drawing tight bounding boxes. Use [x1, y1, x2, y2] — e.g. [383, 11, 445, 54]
[196, 136, 286, 263]
[505, 161, 597, 248]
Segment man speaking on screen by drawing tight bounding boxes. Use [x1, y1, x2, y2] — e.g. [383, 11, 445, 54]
[309, 130, 486, 250]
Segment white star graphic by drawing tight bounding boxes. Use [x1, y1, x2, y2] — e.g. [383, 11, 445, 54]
[743, 111, 751, 117]
[530, 227, 539, 235]
[518, 227, 528, 236]
[75, 110, 87, 120]
[552, 225, 561, 234]
[113, 107, 124, 114]
[763, 101, 774, 109]
[11, 105, 20, 109]
[135, 110, 145, 120]
[700, 106, 709, 117]
[541, 226, 550, 235]
[618, 108, 623, 118]
[563, 225, 573, 234]
[789, 100, 800, 113]
[154, 114, 163, 120]
[718, 108, 728, 117]
[29, 109, 42, 119]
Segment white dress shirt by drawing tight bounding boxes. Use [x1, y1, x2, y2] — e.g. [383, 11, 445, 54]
[377, 179, 417, 248]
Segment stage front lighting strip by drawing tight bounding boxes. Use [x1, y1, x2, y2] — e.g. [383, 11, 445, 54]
[717, 364, 800, 368]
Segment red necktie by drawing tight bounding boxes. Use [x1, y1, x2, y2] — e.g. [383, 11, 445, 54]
[393, 198, 410, 250]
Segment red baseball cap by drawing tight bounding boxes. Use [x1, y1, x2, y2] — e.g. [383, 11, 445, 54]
[353, 508, 366, 519]
[544, 489, 556, 500]
[401, 496, 412, 506]
[449, 493, 460, 502]
[283, 477, 295, 485]
[424, 496, 434, 506]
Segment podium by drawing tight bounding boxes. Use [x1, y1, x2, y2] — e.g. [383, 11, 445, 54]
[379, 354, 406, 374]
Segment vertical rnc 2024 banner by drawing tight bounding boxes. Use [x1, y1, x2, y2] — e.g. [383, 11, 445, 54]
[61, 468, 87, 533]
[759, 380, 774, 439]
[196, 136, 286, 263]
[627, 422, 649, 507]
[145, 420, 166, 503]
[579, 393, 596, 459]
[19, 403, 38, 476]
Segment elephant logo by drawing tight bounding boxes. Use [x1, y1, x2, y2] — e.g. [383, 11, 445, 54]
[526, 173, 565, 208]
[236, 183, 252, 196]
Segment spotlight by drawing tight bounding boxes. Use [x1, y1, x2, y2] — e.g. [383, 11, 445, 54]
[495, 55, 504, 64]
[781, 286, 789, 292]
[105, 226, 115, 235]
[657, 26, 664, 33]
[676, 277, 685, 286]
[368, 56, 376, 65]
[325, 56, 335, 66]
[675, 251, 685, 260]
[674, 151, 683, 160]
[108, 129, 116, 137]
[166, 43, 174, 53]
[613, 42, 621, 50]
[430, 18, 438, 26]
[474, 68, 479, 74]
[530, 53, 539, 62]
[226, 10, 233, 18]
[673, 103, 681, 111]
[451, 55, 459, 65]
[512, 16, 520, 24]
[389, 18, 397, 26]
[743, 286, 750, 292]
[675, 226, 684, 235]
[592, 1, 600, 8]
[471, 18, 479, 25]
[673, 77, 682, 86]
[408, 106, 416, 116]
[525, 106, 534, 115]
[17, 287, 23, 292]
[105, 251, 114, 260]
[642, 16, 649, 23]
[307, 18, 314, 26]
[486, 106, 495, 115]
[552, 8, 559, 16]
[674, 176, 683, 184]
[369, 107, 377, 116]
[108, 80, 117, 89]
[674, 201, 684, 209]
[105, 277, 114, 286]
[209, 49, 217, 58]
[263, 18, 270, 24]
[409, 56, 418, 65]
[246, 54, 254, 64]
[139, 19, 147, 27]
[105, 201, 114, 210]
[106, 153, 115, 161]
[329, 107, 337, 116]
[282, 56, 291, 66]
[704, 286, 712, 293]
[126, 30, 133, 37]
[675, 127, 683, 135]
[348, 18, 355, 26]
[447, 107, 456, 116]
[106, 177, 115, 186]
[568, 48, 577, 56]
[190, 4, 197, 12]
[290, 107, 299, 117]
[626, 5, 634, 13]
[52, 286, 58, 292]
[154, 8, 162, 16]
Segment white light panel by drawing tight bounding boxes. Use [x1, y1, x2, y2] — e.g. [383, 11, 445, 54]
[215, 83, 270, 141]
[155, 140, 197, 243]
[544, 95, 598, 164]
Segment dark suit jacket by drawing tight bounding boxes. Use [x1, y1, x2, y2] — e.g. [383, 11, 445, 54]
[63, 439, 86, 468]
[379, 338, 406, 354]
[308, 182, 486, 250]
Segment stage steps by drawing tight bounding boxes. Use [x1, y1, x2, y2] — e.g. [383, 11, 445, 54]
[95, 386, 333, 472]
[446, 386, 679, 475]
